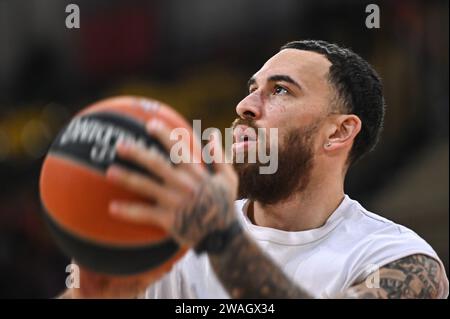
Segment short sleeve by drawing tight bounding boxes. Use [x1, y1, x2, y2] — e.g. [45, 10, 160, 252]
[344, 224, 449, 297]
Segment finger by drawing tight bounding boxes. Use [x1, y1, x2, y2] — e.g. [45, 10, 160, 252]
[106, 165, 180, 209]
[180, 161, 209, 181]
[147, 119, 203, 164]
[115, 142, 196, 195]
[147, 119, 207, 180]
[109, 201, 173, 230]
[146, 120, 190, 163]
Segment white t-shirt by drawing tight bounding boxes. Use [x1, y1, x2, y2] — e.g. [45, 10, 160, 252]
[145, 195, 449, 298]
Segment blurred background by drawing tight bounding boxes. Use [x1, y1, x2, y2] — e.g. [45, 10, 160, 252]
[0, 0, 448, 298]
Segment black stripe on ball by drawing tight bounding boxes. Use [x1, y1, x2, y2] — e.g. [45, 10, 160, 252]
[49, 111, 170, 177]
[42, 208, 180, 275]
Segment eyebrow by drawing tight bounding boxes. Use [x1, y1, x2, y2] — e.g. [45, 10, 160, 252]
[247, 74, 303, 91]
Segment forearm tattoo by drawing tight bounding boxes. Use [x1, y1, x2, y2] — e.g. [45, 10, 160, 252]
[209, 231, 313, 299]
[343, 254, 446, 299]
[173, 177, 236, 247]
[174, 178, 312, 298]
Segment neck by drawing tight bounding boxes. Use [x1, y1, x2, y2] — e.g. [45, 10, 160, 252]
[248, 169, 345, 231]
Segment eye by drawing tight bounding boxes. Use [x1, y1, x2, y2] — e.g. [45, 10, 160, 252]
[249, 86, 257, 94]
[273, 85, 288, 95]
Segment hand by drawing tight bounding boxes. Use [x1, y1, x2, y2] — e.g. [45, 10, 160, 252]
[106, 120, 239, 249]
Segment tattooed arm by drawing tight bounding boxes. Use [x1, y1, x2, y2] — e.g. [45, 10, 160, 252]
[208, 229, 312, 299]
[107, 121, 446, 299]
[341, 254, 447, 299]
[210, 241, 447, 299]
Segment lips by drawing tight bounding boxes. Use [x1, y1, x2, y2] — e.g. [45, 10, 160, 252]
[232, 125, 258, 153]
[233, 125, 257, 143]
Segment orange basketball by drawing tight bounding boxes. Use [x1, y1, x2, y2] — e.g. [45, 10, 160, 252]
[39, 96, 193, 276]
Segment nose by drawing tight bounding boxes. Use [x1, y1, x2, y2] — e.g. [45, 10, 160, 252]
[235, 93, 262, 120]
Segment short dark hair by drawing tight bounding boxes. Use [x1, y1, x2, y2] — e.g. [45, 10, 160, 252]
[280, 40, 385, 166]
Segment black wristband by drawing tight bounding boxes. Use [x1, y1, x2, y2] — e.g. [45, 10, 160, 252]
[194, 220, 243, 255]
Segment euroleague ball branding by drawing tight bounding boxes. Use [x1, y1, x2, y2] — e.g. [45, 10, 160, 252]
[58, 116, 147, 164]
[52, 112, 167, 171]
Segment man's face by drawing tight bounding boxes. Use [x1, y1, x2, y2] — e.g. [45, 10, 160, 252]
[232, 49, 333, 205]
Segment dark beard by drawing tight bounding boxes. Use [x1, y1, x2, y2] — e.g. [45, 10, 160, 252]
[232, 122, 317, 206]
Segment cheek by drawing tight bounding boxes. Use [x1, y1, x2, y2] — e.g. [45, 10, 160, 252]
[263, 125, 286, 151]
[266, 97, 288, 113]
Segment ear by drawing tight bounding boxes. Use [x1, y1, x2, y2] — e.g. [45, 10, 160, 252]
[323, 114, 361, 152]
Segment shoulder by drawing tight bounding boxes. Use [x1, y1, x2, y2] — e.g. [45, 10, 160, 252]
[343, 254, 448, 298]
[337, 197, 446, 286]
[341, 196, 435, 249]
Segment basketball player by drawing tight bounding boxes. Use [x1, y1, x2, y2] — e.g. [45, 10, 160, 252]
[63, 40, 449, 298]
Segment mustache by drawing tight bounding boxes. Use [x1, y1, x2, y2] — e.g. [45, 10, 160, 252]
[231, 117, 259, 131]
